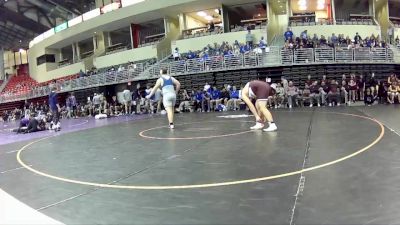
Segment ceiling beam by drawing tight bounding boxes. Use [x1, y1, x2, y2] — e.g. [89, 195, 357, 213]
[0, 6, 49, 34]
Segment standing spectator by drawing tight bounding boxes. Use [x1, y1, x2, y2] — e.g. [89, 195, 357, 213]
[331, 33, 338, 46]
[286, 81, 299, 108]
[301, 30, 308, 42]
[340, 80, 349, 105]
[357, 75, 365, 101]
[348, 76, 357, 104]
[122, 87, 132, 115]
[208, 21, 215, 32]
[284, 28, 293, 41]
[259, 37, 267, 53]
[246, 30, 254, 47]
[49, 86, 61, 131]
[281, 76, 289, 93]
[173, 47, 180, 61]
[354, 32, 362, 44]
[377, 81, 388, 104]
[395, 35, 399, 44]
[93, 93, 101, 115]
[273, 83, 285, 108]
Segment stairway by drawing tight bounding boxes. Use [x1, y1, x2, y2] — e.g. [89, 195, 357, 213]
[390, 44, 400, 63]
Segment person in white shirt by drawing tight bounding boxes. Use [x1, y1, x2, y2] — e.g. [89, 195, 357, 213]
[173, 48, 180, 61]
[122, 87, 132, 114]
[146, 69, 181, 129]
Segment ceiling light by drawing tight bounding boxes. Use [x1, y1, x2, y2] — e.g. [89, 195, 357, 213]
[298, 0, 307, 6]
[197, 11, 207, 17]
[214, 9, 219, 13]
[299, 5, 307, 10]
[258, 14, 261, 16]
[19, 48, 24, 53]
[205, 15, 213, 21]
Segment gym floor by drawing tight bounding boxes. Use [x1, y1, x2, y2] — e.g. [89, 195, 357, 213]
[1, 106, 400, 225]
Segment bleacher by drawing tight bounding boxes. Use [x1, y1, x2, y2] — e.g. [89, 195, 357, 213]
[1, 75, 38, 96]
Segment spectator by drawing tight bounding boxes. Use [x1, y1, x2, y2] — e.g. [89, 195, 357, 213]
[79, 69, 85, 78]
[387, 82, 398, 104]
[208, 21, 215, 32]
[319, 81, 329, 106]
[284, 28, 293, 41]
[178, 89, 191, 112]
[122, 87, 132, 115]
[309, 81, 320, 107]
[286, 81, 299, 108]
[272, 83, 285, 108]
[377, 81, 388, 104]
[246, 30, 254, 47]
[173, 48, 180, 61]
[227, 86, 240, 110]
[340, 80, 349, 105]
[209, 86, 221, 111]
[364, 88, 375, 106]
[301, 30, 308, 41]
[354, 32, 362, 44]
[327, 80, 340, 106]
[395, 36, 399, 45]
[348, 76, 357, 104]
[331, 33, 338, 46]
[301, 84, 311, 107]
[259, 36, 267, 53]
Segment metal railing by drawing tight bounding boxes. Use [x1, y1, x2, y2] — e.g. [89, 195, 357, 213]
[0, 47, 397, 104]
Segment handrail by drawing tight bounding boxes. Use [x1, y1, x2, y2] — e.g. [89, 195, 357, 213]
[0, 47, 396, 104]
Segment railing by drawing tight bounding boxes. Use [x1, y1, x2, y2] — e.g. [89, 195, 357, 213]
[0, 47, 396, 104]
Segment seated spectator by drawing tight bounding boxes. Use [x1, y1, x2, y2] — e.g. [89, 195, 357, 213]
[220, 87, 230, 106]
[286, 81, 299, 108]
[388, 82, 398, 104]
[364, 88, 375, 106]
[210, 87, 222, 111]
[178, 89, 192, 112]
[331, 33, 338, 46]
[208, 21, 215, 32]
[309, 81, 321, 107]
[272, 83, 285, 108]
[319, 81, 329, 106]
[395, 36, 399, 44]
[327, 80, 340, 106]
[388, 73, 398, 85]
[301, 30, 308, 42]
[227, 86, 241, 110]
[300, 84, 311, 107]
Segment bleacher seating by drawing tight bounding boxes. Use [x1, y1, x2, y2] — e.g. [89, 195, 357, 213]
[1, 75, 38, 96]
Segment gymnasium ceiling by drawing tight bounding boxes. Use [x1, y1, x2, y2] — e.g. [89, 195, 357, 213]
[0, 0, 95, 51]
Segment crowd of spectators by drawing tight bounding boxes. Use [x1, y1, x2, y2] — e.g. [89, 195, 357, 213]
[172, 31, 267, 62]
[283, 28, 392, 50]
[2, 72, 399, 133]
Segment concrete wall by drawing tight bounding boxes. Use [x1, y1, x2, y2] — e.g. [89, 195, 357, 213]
[157, 17, 180, 59]
[32, 62, 85, 83]
[172, 29, 267, 53]
[291, 25, 381, 39]
[375, 0, 390, 41]
[267, 0, 289, 43]
[93, 45, 157, 68]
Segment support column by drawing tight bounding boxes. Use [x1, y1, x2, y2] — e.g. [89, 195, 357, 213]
[221, 5, 230, 33]
[178, 13, 186, 34]
[331, 0, 336, 24]
[72, 43, 76, 63]
[131, 24, 141, 48]
[76, 43, 81, 61]
[0, 48, 4, 80]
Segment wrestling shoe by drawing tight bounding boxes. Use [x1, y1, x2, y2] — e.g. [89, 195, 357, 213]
[250, 122, 264, 130]
[263, 123, 277, 132]
[169, 124, 175, 129]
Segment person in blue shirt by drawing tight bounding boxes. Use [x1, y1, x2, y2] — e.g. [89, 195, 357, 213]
[195, 90, 205, 112]
[210, 86, 222, 111]
[227, 86, 241, 110]
[187, 50, 195, 59]
[48, 86, 61, 131]
[284, 28, 293, 41]
[259, 36, 267, 53]
[243, 44, 251, 53]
